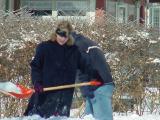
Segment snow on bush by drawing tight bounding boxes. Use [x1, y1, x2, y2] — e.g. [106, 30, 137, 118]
[0, 9, 160, 118]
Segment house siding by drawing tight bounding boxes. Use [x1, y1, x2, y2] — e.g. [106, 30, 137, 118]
[96, 0, 106, 9]
[0, 0, 5, 11]
[124, 0, 134, 4]
[140, 5, 145, 24]
[150, 0, 160, 2]
[14, 0, 20, 11]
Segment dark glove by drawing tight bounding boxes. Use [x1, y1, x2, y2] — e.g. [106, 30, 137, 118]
[34, 82, 43, 93]
[80, 86, 94, 98]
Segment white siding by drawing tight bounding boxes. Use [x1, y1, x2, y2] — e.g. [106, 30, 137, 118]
[0, 0, 6, 11]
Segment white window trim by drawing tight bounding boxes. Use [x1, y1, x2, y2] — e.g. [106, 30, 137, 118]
[116, 2, 128, 23]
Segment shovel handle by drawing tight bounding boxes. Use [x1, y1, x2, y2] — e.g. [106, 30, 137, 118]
[43, 82, 91, 91]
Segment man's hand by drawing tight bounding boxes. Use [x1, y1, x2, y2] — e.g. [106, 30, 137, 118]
[34, 82, 43, 93]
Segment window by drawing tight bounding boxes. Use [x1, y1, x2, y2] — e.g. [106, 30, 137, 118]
[56, 0, 89, 16]
[150, 7, 160, 28]
[106, 0, 116, 17]
[21, 0, 52, 16]
[30, 10, 52, 16]
[116, 3, 128, 23]
[118, 7, 126, 23]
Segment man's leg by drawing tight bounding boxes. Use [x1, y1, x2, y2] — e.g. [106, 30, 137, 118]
[84, 97, 94, 115]
[92, 83, 115, 120]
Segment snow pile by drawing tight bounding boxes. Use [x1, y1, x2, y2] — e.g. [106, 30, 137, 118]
[151, 58, 160, 63]
[1, 114, 95, 120]
[1, 113, 160, 120]
[114, 113, 160, 120]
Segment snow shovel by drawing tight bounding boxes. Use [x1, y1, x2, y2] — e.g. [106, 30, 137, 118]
[0, 80, 102, 99]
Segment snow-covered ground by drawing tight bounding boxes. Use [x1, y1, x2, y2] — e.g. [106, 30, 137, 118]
[1, 113, 160, 120]
[1, 111, 160, 120]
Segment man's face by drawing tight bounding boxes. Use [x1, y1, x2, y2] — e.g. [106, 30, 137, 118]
[56, 28, 69, 45]
[56, 34, 68, 45]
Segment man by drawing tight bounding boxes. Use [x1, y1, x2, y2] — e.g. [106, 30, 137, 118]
[72, 32, 115, 120]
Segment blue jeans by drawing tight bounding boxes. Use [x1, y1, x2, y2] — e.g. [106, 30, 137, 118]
[84, 83, 115, 120]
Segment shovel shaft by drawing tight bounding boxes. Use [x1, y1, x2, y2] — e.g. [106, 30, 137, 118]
[43, 82, 91, 91]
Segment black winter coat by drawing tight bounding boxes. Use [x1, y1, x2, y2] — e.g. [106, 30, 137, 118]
[31, 40, 82, 87]
[72, 32, 114, 97]
[24, 40, 86, 118]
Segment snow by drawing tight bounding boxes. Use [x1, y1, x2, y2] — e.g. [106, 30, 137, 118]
[1, 113, 160, 120]
[0, 115, 94, 120]
[1, 109, 160, 120]
[0, 82, 21, 93]
[136, 31, 149, 39]
[146, 58, 160, 64]
[149, 40, 157, 44]
[113, 113, 160, 120]
[151, 58, 160, 63]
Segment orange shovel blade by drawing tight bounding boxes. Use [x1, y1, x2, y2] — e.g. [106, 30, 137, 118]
[9, 84, 34, 99]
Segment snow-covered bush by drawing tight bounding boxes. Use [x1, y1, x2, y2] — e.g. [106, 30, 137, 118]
[0, 9, 159, 118]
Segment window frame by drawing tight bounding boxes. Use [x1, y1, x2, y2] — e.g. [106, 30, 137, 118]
[150, 6, 160, 28]
[116, 2, 128, 23]
[20, 0, 52, 16]
[56, 0, 89, 17]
